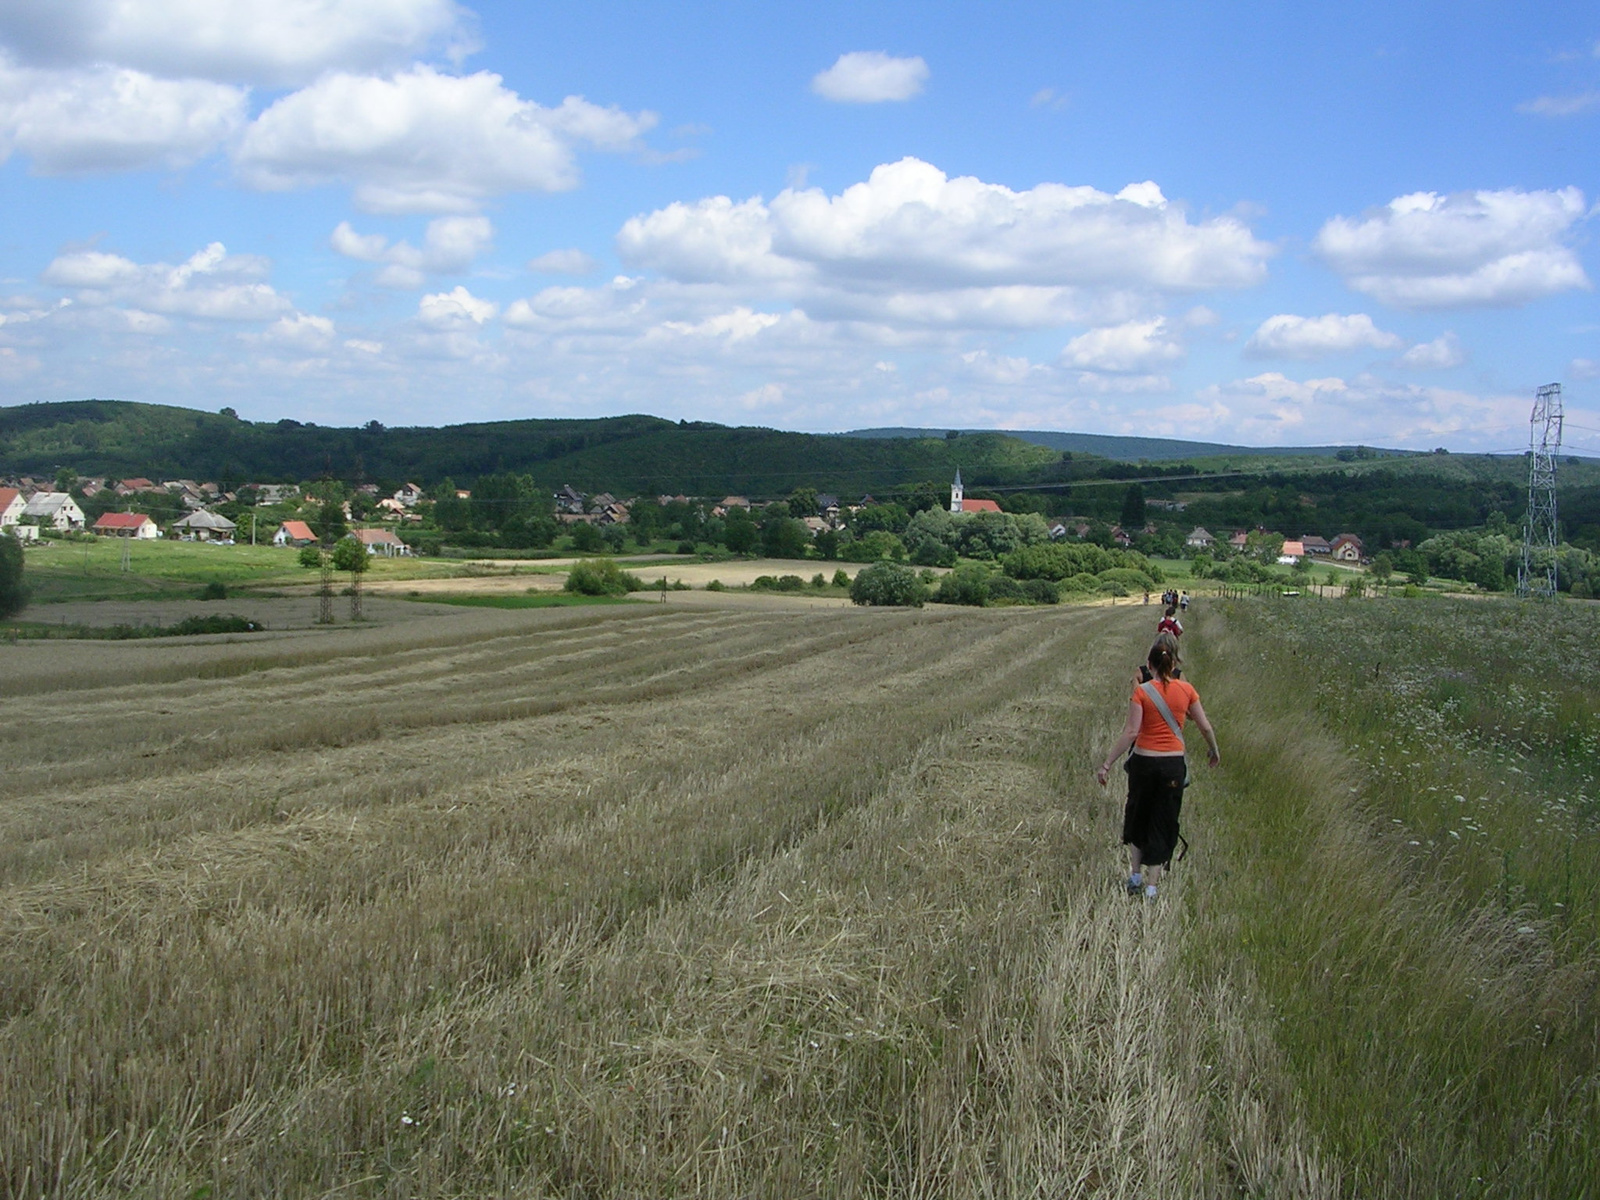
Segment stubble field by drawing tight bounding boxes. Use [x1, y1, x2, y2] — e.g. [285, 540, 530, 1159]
[1, 598, 1594, 1197]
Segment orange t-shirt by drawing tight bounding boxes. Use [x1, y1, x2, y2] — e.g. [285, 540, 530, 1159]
[1132, 677, 1199, 753]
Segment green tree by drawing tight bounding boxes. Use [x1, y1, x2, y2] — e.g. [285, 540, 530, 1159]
[763, 516, 811, 559]
[570, 522, 603, 552]
[788, 487, 818, 517]
[297, 544, 323, 569]
[0, 535, 27, 618]
[849, 561, 927, 607]
[1120, 484, 1146, 528]
[723, 513, 759, 554]
[315, 498, 348, 544]
[565, 559, 642, 596]
[330, 537, 369, 574]
[1370, 552, 1394, 584]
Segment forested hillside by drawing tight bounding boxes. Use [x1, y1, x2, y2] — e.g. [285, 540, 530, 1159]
[0, 400, 1057, 494]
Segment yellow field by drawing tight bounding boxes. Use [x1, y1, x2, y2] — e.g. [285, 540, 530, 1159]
[1, 600, 1588, 1197]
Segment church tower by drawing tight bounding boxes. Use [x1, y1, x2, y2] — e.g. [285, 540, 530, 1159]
[950, 468, 964, 514]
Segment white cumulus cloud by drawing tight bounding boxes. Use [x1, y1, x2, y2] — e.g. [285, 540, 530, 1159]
[0, 0, 471, 86]
[1398, 332, 1466, 369]
[1314, 187, 1591, 308]
[0, 56, 246, 172]
[1246, 312, 1403, 358]
[264, 312, 335, 350]
[41, 241, 290, 320]
[331, 215, 492, 287]
[235, 66, 656, 213]
[418, 284, 496, 328]
[1064, 317, 1183, 371]
[618, 157, 1271, 323]
[811, 52, 928, 103]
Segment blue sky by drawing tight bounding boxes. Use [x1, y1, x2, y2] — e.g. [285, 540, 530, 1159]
[1, 0, 1597, 451]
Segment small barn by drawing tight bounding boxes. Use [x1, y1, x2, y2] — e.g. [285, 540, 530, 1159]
[93, 512, 159, 539]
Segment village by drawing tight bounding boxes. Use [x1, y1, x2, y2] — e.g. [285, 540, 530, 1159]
[0, 470, 1371, 570]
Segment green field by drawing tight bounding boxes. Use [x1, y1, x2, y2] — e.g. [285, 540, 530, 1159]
[0, 595, 1594, 1196]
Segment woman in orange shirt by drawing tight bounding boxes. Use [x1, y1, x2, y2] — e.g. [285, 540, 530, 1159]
[1095, 639, 1220, 900]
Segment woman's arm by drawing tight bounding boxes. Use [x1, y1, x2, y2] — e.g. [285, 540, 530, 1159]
[1095, 700, 1144, 786]
[1188, 697, 1221, 766]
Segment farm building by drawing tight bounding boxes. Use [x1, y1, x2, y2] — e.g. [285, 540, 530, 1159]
[353, 528, 409, 556]
[22, 492, 85, 530]
[1301, 535, 1332, 556]
[1185, 527, 1215, 549]
[171, 510, 237, 541]
[93, 512, 159, 539]
[272, 520, 317, 547]
[1278, 539, 1306, 564]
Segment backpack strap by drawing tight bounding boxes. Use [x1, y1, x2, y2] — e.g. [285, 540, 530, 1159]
[1138, 680, 1185, 747]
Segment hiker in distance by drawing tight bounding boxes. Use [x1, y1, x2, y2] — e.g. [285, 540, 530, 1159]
[1095, 638, 1220, 901]
[1157, 604, 1183, 639]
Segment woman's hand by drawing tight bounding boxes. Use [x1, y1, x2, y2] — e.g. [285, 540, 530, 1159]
[1207, 747, 1220, 767]
[1095, 762, 1111, 786]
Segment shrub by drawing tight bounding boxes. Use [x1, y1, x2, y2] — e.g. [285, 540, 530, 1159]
[850, 561, 927, 607]
[934, 564, 990, 606]
[831, 569, 851, 589]
[677, 541, 696, 555]
[705, 579, 725, 592]
[1020, 578, 1060, 604]
[565, 559, 642, 596]
[811, 573, 827, 589]
[985, 575, 1026, 603]
[1060, 572, 1102, 593]
[839, 530, 906, 562]
[198, 581, 228, 601]
[1097, 567, 1156, 593]
[297, 545, 323, 568]
[0, 534, 26, 618]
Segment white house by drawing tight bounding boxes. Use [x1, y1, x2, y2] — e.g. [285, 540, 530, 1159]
[22, 492, 85, 530]
[1185, 526, 1215, 549]
[0, 487, 25, 528]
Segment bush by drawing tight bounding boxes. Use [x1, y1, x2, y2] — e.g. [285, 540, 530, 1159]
[811, 573, 827, 589]
[831, 569, 851, 589]
[198, 581, 228, 601]
[1097, 567, 1156, 593]
[850, 561, 927, 607]
[750, 574, 806, 592]
[934, 564, 990, 606]
[0, 534, 26, 618]
[985, 575, 1026, 603]
[565, 559, 642, 596]
[839, 530, 906, 562]
[705, 579, 725, 592]
[297, 545, 323, 568]
[1060, 572, 1102, 593]
[1020, 578, 1060, 604]
[677, 541, 697, 555]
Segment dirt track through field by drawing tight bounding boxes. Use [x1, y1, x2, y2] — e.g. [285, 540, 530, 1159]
[0, 604, 1329, 1197]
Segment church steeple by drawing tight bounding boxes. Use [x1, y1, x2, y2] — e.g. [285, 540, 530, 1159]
[951, 467, 964, 514]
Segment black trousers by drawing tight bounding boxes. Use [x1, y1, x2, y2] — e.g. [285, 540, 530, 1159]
[1122, 754, 1186, 868]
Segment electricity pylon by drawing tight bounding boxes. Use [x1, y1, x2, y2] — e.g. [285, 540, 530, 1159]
[1517, 383, 1562, 599]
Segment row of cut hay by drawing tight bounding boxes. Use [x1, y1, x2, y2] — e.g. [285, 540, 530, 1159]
[3, 602, 1340, 1197]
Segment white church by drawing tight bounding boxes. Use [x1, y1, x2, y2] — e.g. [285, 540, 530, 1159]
[950, 469, 1001, 515]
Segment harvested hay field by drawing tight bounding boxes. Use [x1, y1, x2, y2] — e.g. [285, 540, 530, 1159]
[2, 601, 1586, 1197]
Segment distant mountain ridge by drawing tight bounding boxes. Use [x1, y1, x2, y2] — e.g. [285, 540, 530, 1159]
[844, 427, 1402, 462]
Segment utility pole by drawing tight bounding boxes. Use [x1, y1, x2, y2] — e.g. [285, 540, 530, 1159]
[1517, 383, 1562, 599]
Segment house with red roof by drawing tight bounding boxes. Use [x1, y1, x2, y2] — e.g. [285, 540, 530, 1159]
[92, 512, 159, 539]
[272, 520, 317, 547]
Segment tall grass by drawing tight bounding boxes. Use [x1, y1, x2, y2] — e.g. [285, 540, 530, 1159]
[1186, 597, 1600, 1198]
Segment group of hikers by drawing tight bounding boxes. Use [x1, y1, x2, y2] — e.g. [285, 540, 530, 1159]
[1095, 593, 1218, 902]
